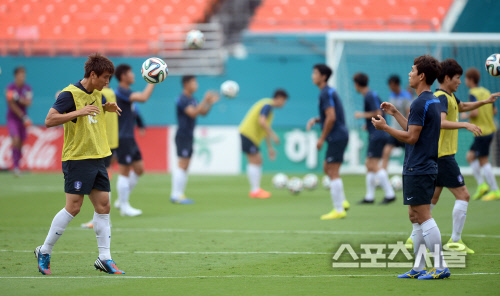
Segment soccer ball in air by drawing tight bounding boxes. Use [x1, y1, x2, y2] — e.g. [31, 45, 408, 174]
[141, 57, 168, 84]
[272, 173, 288, 189]
[485, 54, 500, 77]
[287, 177, 303, 194]
[303, 174, 318, 190]
[185, 30, 205, 49]
[220, 80, 239, 98]
[390, 175, 403, 191]
[322, 175, 330, 189]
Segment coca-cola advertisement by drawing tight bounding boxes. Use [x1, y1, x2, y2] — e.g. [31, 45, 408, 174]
[0, 126, 169, 172]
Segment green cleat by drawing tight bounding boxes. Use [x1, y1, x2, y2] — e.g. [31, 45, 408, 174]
[343, 200, 350, 211]
[405, 237, 413, 250]
[444, 238, 475, 254]
[482, 189, 500, 201]
[472, 182, 489, 200]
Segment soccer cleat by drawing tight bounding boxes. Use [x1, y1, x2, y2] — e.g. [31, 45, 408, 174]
[397, 268, 426, 279]
[472, 182, 489, 200]
[358, 198, 374, 204]
[343, 200, 350, 211]
[81, 221, 93, 229]
[94, 257, 125, 274]
[482, 189, 500, 201]
[120, 205, 142, 217]
[380, 197, 396, 204]
[418, 267, 450, 280]
[114, 199, 121, 209]
[170, 195, 195, 204]
[34, 245, 51, 275]
[404, 237, 413, 249]
[320, 209, 346, 220]
[249, 189, 271, 199]
[444, 238, 475, 254]
[13, 167, 21, 177]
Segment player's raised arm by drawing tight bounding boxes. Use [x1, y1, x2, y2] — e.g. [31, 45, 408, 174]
[372, 115, 422, 145]
[381, 102, 408, 131]
[129, 84, 155, 102]
[458, 92, 500, 112]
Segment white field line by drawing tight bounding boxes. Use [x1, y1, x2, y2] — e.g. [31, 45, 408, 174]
[0, 273, 498, 279]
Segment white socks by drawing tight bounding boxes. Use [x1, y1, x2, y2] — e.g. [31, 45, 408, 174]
[451, 200, 468, 242]
[171, 167, 188, 198]
[411, 223, 426, 271]
[129, 171, 140, 191]
[117, 175, 131, 208]
[40, 208, 74, 254]
[421, 218, 446, 269]
[247, 164, 262, 193]
[93, 212, 111, 260]
[482, 163, 498, 191]
[330, 178, 345, 212]
[365, 172, 376, 201]
[471, 159, 484, 184]
[376, 169, 395, 197]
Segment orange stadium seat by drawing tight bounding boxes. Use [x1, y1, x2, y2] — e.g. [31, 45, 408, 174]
[0, 0, 218, 56]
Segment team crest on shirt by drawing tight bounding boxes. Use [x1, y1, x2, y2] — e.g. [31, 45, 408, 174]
[74, 181, 82, 191]
[457, 175, 464, 184]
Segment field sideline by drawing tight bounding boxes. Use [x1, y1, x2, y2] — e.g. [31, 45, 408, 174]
[0, 172, 499, 295]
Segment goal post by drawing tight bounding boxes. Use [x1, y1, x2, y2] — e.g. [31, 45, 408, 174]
[325, 32, 500, 175]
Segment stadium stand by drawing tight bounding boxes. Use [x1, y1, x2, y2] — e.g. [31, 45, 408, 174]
[0, 0, 219, 56]
[249, 0, 453, 32]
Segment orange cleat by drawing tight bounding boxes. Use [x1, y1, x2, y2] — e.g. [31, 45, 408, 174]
[249, 189, 272, 199]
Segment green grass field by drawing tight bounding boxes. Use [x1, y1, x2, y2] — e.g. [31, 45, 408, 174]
[0, 172, 499, 295]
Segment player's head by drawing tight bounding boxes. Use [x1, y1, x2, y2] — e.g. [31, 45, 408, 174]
[437, 58, 463, 92]
[115, 64, 135, 85]
[465, 67, 480, 88]
[272, 89, 288, 108]
[13, 66, 26, 85]
[84, 53, 114, 91]
[353, 73, 369, 93]
[182, 75, 198, 94]
[387, 75, 401, 93]
[312, 64, 332, 86]
[409, 55, 441, 88]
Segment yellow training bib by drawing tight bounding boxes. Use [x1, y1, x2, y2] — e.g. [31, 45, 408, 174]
[239, 98, 274, 146]
[435, 90, 459, 158]
[469, 87, 496, 136]
[101, 87, 119, 150]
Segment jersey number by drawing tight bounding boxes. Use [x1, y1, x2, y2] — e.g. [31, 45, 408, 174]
[88, 114, 98, 124]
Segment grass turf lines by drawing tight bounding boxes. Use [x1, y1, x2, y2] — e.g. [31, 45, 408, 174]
[0, 173, 499, 295]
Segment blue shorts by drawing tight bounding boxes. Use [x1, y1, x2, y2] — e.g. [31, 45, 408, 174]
[241, 134, 259, 155]
[403, 174, 437, 205]
[103, 149, 117, 168]
[436, 155, 465, 188]
[387, 135, 405, 148]
[176, 135, 194, 158]
[62, 158, 110, 195]
[367, 136, 387, 158]
[117, 138, 142, 165]
[470, 134, 494, 157]
[325, 138, 348, 163]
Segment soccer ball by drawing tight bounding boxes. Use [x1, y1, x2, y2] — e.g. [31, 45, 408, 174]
[220, 80, 239, 98]
[185, 29, 205, 49]
[287, 177, 303, 194]
[272, 173, 288, 189]
[322, 175, 330, 189]
[141, 57, 168, 84]
[390, 175, 403, 191]
[485, 54, 500, 77]
[303, 174, 318, 190]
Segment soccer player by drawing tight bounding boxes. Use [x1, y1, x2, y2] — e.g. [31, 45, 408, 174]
[372, 54, 450, 279]
[5, 66, 33, 176]
[381, 75, 413, 170]
[114, 64, 155, 216]
[463, 67, 499, 201]
[306, 64, 350, 219]
[35, 53, 124, 275]
[170, 75, 219, 204]
[240, 89, 288, 199]
[353, 73, 395, 204]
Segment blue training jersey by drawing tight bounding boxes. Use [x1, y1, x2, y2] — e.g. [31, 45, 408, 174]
[364, 90, 386, 139]
[176, 93, 197, 139]
[115, 86, 135, 139]
[319, 86, 348, 141]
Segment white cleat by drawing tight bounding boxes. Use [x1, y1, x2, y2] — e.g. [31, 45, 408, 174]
[120, 205, 142, 217]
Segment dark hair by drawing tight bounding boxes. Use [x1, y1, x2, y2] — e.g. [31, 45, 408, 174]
[14, 66, 25, 76]
[413, 55, 441, 86]
[353, 73, 369, 87]
[84, 53, 114, 78]
[465, 67, 480, 85]
[182, 75, 196, 86]
[114, 64, 131, 82]
[273, 89, 288, 99]
[388, 75, 400, 85]
[313, 64, 333, 82]
[437, 58, 463, 84]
